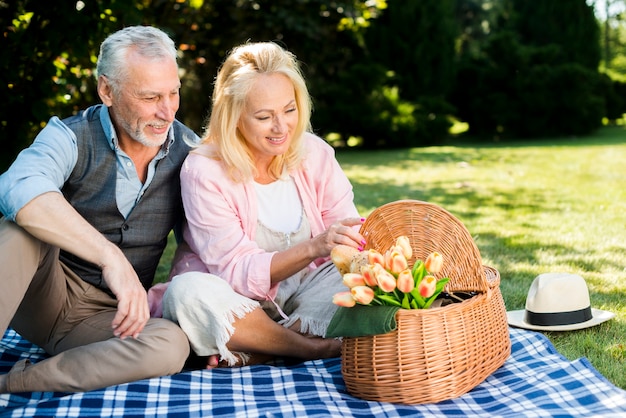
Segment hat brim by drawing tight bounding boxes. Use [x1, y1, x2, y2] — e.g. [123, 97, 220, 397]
[507, 308, 615, 332]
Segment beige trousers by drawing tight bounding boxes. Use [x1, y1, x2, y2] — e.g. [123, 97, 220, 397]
[0, 218, 190, 393]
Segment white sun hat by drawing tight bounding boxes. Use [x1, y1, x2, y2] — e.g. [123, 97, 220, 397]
[507, 272, 615, 331]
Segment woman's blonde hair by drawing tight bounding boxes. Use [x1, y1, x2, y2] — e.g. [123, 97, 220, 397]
[202, 42, 312, 182]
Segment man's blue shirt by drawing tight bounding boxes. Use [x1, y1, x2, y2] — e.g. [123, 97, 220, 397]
[0, 106, 174, 221]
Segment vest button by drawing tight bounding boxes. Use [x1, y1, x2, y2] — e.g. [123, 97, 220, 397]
[122, 224, 129, 231]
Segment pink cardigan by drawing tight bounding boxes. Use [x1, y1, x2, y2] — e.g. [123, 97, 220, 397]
[167, 132, 359, 303]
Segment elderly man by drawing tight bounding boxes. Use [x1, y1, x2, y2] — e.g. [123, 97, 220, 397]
[0, 26, 195, 392]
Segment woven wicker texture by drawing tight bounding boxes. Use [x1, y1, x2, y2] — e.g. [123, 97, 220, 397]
[341, 200, 511, 404]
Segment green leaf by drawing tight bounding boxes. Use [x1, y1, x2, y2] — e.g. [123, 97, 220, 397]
[412, 260, 425, 283]
[409, 288, 426, 308]
[377, 294, 403, 307]
[401, 294, 410, 309]
[434, 277, 450, 293]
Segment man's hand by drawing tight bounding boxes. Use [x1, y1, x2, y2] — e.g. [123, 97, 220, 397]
[100, 250, 150, 339]
[16, 192, 150, 339]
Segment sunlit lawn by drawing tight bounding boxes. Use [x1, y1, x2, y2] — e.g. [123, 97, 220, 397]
[157, 125, 626, 389]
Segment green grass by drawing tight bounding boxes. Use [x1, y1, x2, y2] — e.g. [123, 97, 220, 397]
[157, 126, 626, 389]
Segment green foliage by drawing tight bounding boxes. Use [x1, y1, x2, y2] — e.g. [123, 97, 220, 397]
[358, 0, 458, 147]
[367, 0, 457, 100]
[454, 0, 514, 57]
[599, 72, 626, 120]
[0, 0, 387, 172]
[513, 0, 600, 70]
[514, 63, 604, 136]
[451, 0, 605, 139]
[0, 0, 149, 171]
[1, 1, 92, 169]
[1, 0, 622, 172]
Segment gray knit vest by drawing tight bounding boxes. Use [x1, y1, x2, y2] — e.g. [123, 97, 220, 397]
[60, 105, 194, 291]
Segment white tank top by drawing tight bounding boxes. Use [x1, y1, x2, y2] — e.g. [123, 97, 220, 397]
[253, 176, 303, 234]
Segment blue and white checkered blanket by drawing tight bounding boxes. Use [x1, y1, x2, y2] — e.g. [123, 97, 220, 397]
[1, 327, 626, 417]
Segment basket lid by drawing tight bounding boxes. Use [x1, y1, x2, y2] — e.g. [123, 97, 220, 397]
[360, 200, 487, 293]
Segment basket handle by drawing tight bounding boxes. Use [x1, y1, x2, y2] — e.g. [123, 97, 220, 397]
[360, 200, 488, 293]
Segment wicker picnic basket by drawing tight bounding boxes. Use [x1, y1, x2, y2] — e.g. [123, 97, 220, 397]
[341, 200, 511, 404]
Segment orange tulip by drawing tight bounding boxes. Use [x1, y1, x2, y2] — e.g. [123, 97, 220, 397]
[360, 264, 378, 287]
[374, 264, 397, 292]
[418, 275, 437, 298]
[395, 235, 413, 259]
[342, 273, 366, 288]
[333, 291, 356, 307]
[387, 249, 408, 274]
[424, 252, 443, 274]
[351, 286, 375, 305]
[367, 249, 385, 266]
[396, 269, 415, 293]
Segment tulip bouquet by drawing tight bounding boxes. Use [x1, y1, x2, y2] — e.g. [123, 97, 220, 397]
[331, 236, 450, 310]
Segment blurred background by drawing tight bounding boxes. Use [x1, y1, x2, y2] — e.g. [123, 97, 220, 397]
[1, 0, 624, 171]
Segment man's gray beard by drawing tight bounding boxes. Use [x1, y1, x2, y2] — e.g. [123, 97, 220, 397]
[129, 123, 169, 148]
[134, 132, 167, 148]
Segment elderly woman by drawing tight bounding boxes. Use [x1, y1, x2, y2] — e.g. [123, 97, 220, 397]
[155, 41, 365, 367]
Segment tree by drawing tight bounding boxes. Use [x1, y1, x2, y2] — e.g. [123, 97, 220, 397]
[0, 0, 165, 171]
[0, 0, 385, 172]
[514, 0, 600, 70]
[451, 0, 604, 138]
[1, 1, 98, 170]
[157, 0, 386, 139]
[586, 0, 626, 72]
[357, 0, 458, 147]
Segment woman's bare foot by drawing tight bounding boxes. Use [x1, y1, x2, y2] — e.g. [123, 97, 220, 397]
[205, 336, 340, 369]
[206, 354, 220, 369]
[219, 307, 342, 365]
[207, 338, 339, 369]
[288, 319, 342, 359]
[309, 336, 342, 359]
[206, 352, 275, 369]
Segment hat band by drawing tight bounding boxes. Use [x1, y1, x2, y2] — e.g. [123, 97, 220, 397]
[525, 306, 592, 326]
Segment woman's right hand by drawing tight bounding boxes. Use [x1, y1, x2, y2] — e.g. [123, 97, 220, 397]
[309, 217, 365, 259]
[270, 217, 366, 286]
